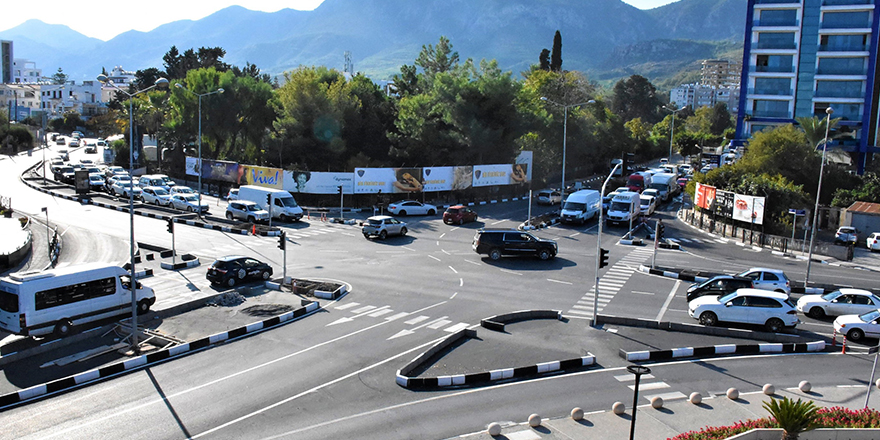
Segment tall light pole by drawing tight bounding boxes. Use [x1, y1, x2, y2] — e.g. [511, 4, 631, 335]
[96, 74, 169, 352]
[805, 106, 834, 286]
[541, 97, 596, 202]
[663, 105, 686, 163]
[174, 83, 224, 215]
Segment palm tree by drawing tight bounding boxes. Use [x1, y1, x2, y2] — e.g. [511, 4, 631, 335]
[762, 396, 820, 440]
[795, 115, 839, 150]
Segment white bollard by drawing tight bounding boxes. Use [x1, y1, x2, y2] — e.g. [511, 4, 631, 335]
[571, 407, 584, 421]
[612, 401, 626, 415]
[763, 384, 775, 395]
[487, 422, 502, 436]
[528, 414, 541, 427]
[651, 396, 664, 409]
[799, 380, 812, 393]
[689, 392, 702, 404]
[727, 387, 739, 400]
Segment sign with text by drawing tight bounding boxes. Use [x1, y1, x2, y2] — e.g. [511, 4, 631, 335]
[286, 171, 353, 194]
[715, 190, 734, 218]
[473, 164, 512, 187]
[354, 167, 424, 194]
[422, 167, 455, 192]
[237, 165, 283, 189]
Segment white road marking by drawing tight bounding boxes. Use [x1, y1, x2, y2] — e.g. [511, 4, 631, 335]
[351, 305, 377, 314]
[448, 266, 458, 274]
[615, 373, 655, 382]
[459, 278, 463, 287]
[631, 291, 655, 295]
[547, 279, 573, 285]
[404, 316, 430, 325]
[334, 302, 360, 310]
[630, 382, 669, 391]
[385, 312, 409, 321]
[450, 292, 457, 299]
[655, 280, 681, 322]
[500, 269, 523, 275]
[444, 323, 470, 332]
[439, 233, 446, 239]
[428, 319, 452, 329]
[428, 255, 441, 262]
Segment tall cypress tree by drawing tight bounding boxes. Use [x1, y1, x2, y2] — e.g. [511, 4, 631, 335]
[539, 49, 551, 71]
[550, 30, 562, 72]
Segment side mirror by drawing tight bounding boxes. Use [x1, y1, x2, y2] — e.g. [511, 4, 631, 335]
[725, 302, 732, 307]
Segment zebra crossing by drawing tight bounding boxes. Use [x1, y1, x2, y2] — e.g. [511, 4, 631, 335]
[613, 373, 688, 403]
[668, 237, 728, 244]
[190, 223, 353, 258]
[333, 302, 472, 340]
[566, 247, 654, 318]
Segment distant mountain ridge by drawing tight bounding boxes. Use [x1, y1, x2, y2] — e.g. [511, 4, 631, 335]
[0, 0, 746, 85]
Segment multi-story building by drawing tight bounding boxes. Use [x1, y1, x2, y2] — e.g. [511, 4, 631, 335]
[670, 83, 741, 112]
[1, 84, 42, 121]
[13, 59, 42, 83]
[702, 59, 743, 87]
[734, 0, 880, 174]
[0, 40, 12, 84]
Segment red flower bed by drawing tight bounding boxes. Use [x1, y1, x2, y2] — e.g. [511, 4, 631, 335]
[670, 407, 880, 440]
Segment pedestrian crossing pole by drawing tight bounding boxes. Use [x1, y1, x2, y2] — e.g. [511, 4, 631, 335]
[652, 220, 659, 269]
[594, 163, 621, 326]
[278, 231, 287, 283]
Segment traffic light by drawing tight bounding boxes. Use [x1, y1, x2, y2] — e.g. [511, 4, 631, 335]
[278, 231, 286, 250]
[623, 152, 634, 173]
[338, 185, 343, 195]
[657, 221, 666, 241]
[266, 193, 272, 207]
[599, 248, 609, 268]
[166, 218, 174, 234]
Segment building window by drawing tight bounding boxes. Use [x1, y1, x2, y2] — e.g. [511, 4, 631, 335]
[815, 80, 863, 98]
[756, 55, 793, 73]
[756, 32, 796, 50]
[752, 100, 789, 118]
[758, 9, 798, 27]
[819, 34, 868, 51]
[754, 77, 791, 95]
[817, 57, 866, 75]
[822, 11, 870, 29]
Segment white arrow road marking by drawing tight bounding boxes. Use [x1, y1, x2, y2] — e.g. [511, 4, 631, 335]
[327, 305, 390, 326]
[388, 316, 450, 340]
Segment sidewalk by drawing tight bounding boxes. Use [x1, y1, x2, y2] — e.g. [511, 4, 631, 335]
[455, 384, 880, 440]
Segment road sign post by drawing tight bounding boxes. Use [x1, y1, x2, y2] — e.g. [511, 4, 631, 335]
[167, 218, 175, 265]
[788, 209, 805, 254]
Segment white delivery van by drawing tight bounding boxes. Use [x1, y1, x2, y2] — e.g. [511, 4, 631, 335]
[238, 185, 304, 222]
[606, 192, 640, 226]
[610, 159, 623, 176]
[560, 190, 601, 225]
[0, 263, 156, 337]
[648, 172, 678, 202]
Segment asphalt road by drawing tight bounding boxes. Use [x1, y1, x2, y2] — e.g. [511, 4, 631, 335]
[3, 148, 880, 439]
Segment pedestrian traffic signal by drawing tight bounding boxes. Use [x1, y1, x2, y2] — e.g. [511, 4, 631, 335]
[278, 231, 286, 250]
[599, 248, 609, 268]
[657, 222, 665, 241]
[166, 218, 174, 234]
[266, 193, 272, 207]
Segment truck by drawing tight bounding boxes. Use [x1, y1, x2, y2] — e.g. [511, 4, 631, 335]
[648, 172, 678, 203]
[237, 185, 304, 222]
[560, 190, 601, 225]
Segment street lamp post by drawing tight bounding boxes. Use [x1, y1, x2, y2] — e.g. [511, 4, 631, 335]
[663, 105, 686, 163]
[805, 107, 834, 286]
[174, 83, 224, 215]
[540, 97, 596, 202]
[96, 74, 169, 352]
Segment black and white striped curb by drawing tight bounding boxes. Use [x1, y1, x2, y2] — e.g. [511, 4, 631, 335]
[620, 340, 825, 362]
[160, 257, 201, 270]
[0, 300, 321, 410]
[395, 328, 596, 389]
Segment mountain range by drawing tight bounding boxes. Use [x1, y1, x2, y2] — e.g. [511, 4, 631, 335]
[0, 0, 746, 86]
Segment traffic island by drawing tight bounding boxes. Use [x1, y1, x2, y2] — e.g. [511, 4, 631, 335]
[637, 264, 855, 295]
[596, 314, 816, 343]
[160, 253, 200, 270]
[619, 340, 825, 362]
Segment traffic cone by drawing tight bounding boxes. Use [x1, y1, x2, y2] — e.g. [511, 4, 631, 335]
[252, 224, 256, 235]
[842, 335, 847, 354]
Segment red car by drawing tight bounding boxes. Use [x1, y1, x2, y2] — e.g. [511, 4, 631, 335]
[443, 205, 478, 225]
[677, 177, 689, 189]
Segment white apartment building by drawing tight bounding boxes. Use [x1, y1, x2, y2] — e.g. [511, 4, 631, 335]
[670, 83, 741, 112]
[12, 59, 42, 83]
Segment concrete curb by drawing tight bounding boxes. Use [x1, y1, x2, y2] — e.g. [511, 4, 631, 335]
[481, 310, 561, 332]
[0, 300, 321, 410]
[160, 256, 200, 270]
[637, 264, 829, 295]
[596, 314, 808, 343]
[619, 340, 826, 362]
[395, 327, 595, 390]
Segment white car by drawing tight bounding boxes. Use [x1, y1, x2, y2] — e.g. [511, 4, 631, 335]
[226, 200, 270, 223]
[88, 173, 105, 191]
[362, 215, 407, 239]
[688, 288, 798, 332]
[170, 194, 209, 213]
[171, 186, 197, 195]
[642, 188, 661, 201]
[111, 181, 143, 199]
[834, 309, 880, 342]
[387, 200, 437, 216]
[142, 186, 173, 206]
[614, 187, 631, 194]
[797, 289, 880, 319]
[639, 195, 656, 216]
[736, 267, 791, 295]
[227, 188, 239, 201]
[868, 233, 880, 252]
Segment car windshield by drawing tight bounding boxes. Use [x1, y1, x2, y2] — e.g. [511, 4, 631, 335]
[860, 310, 880, 323]
[155, 188, 169, 195]
[116, 176, 131, 183]
[840, 228, 855, 233]
[184, 195, 199, 202]
[177, 188, 194, 193]
[446, 208, 460, 214]
[821, 291, 842, 301]
[278, 197, 298, 207]
[563, 201, 586, 211]
[650, 183, 667, 190]
[640, 199, 651, 206]
[718, 292, 737, 304]
[368, 218, 383, 226]
[246, 204, 261, 212]
[90, 175, 102, 181]
[610, 201, 630, 211]
[161, 177, 174, 184]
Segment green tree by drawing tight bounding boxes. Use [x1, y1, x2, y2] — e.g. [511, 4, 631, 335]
[763, 397, 820, 440]
[708, 103, 733, 136]
[611, 75, 664, 123]
[795, 115, 840, 149]
[832, 172, 880, 207]
[51, 68, 68, 85]
[416, 36, 460, 77]
[538, 48, 550, 71]
[550, 30, 562, 72]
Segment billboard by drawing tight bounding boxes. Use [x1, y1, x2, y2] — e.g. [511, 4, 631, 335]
[694, 182, 716, 210]
[286, 171, 354, 194]
[714, 190, 734, 218]
[515, 151, 533, 182]
[422, 167, 455, 192]
[473, 164, 512, 187]
[354, 167, 424, 194]
[733, 195, 765, 225]
[237, 165, 283, 189]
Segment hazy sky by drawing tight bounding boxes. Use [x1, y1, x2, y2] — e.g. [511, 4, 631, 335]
[2, 0, 680, 41]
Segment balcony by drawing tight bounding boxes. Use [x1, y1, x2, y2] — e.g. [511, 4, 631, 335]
[756, 0, 800, 3]
[748, 88, 794, 96]
[814, 89, 865, 98]
[754, 19, 800, 27]
[755, 41, 798, 50]
[823, 0, 872, 5]
[753, 64, 795, 73]
[816, 67, 867, 75]
[818, 44, 869, 52]
[748, 110, 791, 118]
[821, 21, 871, 29]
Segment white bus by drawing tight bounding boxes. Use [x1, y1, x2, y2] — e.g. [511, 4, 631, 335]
[0, 264, 156, 337]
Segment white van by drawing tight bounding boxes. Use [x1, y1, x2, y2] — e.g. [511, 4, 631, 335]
[606, 192, 640, 226]
[238, 185, 304, 222]
[560, 190, 601, 225]
[0, 264, 156, 337]
[648, 172, 678, 202]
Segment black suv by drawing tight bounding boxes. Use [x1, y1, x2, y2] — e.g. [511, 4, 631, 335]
[686, 275, 753, 302]
[206, 255, 273, 287]
[472, 229, 558, 261]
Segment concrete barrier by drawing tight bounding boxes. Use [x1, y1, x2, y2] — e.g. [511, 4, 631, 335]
[619, 341, 825, 362]
[598, 314, 810, 343]
[480, 310, 561, 332]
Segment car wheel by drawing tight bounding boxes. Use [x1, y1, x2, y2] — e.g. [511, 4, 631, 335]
[774, 289, 786, 293]
[427, 209, 436, 215]
[248, 216, 255, 223]
[280, 215, 289, 223]
[379, 230, 388, 240]
[363, 233, 370, 239]
[261, 270, 271, 280]
[154, 199, 160, 206]
[226, 212, 234, 220]
[808, 307, 825, 319]
[458, 218, 464, 225]
[538, 249, 551, 260]
[137, 299, 151, 315]
[237, 268, 247, 280]
[489, 249, 502, 261]
[765, 318, 784, 333]
[226, 277, 237, 288]
[400, 227, 407, 236]
[699, 311, 718, 326]
[848, 328, 866, 341]
[188, 206, 194, 212]
[398, 210, 407, 216]
[54, 319, 73, 337]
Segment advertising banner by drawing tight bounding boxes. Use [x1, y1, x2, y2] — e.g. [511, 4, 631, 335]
[715, 190, 734, 218]
[452, 166, 473, 190]
[203, 159, 240, 183]
[422, 167, 455, 192]
[185, 156, 200, 177]
[473, 164, 511, 187]
[733, 195, 765, 225]
[694, 183, 716, 210]
[237, 165, 283, 189]
[515, 151, 533, 182]
[286, 171, 354, 194]
[354, 167, 424, 194]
